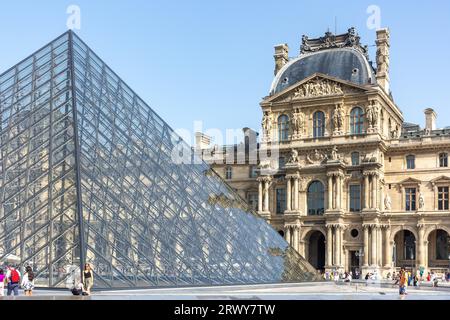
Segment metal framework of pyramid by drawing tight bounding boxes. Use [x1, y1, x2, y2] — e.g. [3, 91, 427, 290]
[0, 31, 318, 289]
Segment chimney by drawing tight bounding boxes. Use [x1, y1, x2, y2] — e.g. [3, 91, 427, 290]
[375, 28, 390, 93]
[195, 132, 212, 150]
[424, 108, 437, 131]
[274, 44, 289, 76]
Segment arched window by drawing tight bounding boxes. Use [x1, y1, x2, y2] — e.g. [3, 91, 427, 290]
[313, 111, 325, 138]
[278, 115, 289, 142]
[350, 107, 364, 134]
[307, 181, 324, 216]
[404, 230, 416, 260]
[439, 153, 448, 168]
[435, 230, 449, 260]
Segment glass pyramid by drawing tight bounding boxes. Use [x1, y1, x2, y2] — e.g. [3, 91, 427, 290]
[0, 31, 319, 289]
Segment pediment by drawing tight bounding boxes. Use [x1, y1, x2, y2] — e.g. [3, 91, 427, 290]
[430, 176, 450, 184]
[398, 177, 422, 185]
[264, 73, 369, 103]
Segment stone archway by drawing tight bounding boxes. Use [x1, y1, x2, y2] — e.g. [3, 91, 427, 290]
[307, 231, 326, 271]
[393, 230, 417, 270]
[427, 229, 450, 270]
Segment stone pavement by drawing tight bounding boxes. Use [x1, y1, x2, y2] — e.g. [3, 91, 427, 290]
[1, 281, 450, 300]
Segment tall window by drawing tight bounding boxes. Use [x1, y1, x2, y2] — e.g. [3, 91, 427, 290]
[404, 230, 416, 260]
[225, 166, 232, 180]
[276, 188, 286, 214]
[247, 192, 258, 211]
[406, 155, 415, 169]
[349, 185, 361, 212]
[307, 181, 325, 215]
[278, 115, 289, 142]
[249, 165, 258, 178]
[351, 152, 360, 166]
[350, 107, 364, 134]
[405, 188, 416, 211]
[438, 187, 449, 210]
[313, 111, 325, 138]
[439, 153, 448, 167]
[278, 157, 285, 170]
[436, 230, 449, 260]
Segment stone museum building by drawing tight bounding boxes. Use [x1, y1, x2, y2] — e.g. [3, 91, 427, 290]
[199, 28, 450, 276]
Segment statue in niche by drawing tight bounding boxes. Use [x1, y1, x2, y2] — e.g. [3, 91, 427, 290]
[419, 193, 425, 209]
[333, 104, 345, 132]
[292, 109, 305, 136]
[384, 194, 392, 211]
[261, 111, 272, 138]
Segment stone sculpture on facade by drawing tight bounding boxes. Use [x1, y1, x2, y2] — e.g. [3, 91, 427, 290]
[384, 194, 392, 211]
[332, 104, 345, 135]
[306, 149, 325, 165]
[261, 111, 273, 141]
[293, 79, 344, 98]
[292, 109, 305, 139]
[287, 149, 299, 164]
[419, 193, 425, 210]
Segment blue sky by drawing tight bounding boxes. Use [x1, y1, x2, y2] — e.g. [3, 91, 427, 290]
[1, 0, 449, 143]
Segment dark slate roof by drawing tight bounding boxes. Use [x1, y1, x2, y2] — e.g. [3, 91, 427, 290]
[270, 48, 376, 95]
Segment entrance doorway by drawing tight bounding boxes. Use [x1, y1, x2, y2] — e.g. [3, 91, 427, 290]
[308, 231, 325, 271]
[349, 251, 360, 278]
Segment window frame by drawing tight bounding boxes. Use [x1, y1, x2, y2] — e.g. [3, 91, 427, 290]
[313, 111, 325, 138]
[351, 152, 360, 166]
[406, 155, 416, 170]
[439, 153, 448, 168]
[307, 180, 325, 216]
[276, 188, 286, 214]
[350, 107, 364, 135]
[225, 166, 232, 180]
[349, 184, 361, 212]
[278, 114, 289, 142]
[405, 187, 416, 211]
[438, 186, 449, 210]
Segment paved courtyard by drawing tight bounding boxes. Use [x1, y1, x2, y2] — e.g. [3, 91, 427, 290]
[1, 281, 450, 300]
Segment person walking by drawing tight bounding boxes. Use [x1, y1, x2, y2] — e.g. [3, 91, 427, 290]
[6, 265, 21, 296]
[399, 269, 408, 296]
[21, 266, 35, 296]
[82, 263, 94, 295]
[0, 269, 5, 296]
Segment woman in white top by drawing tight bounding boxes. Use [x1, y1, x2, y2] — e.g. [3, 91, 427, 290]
[21, 266, 35, 296]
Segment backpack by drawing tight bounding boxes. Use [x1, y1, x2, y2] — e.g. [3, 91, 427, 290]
[10, 269, 20, 283]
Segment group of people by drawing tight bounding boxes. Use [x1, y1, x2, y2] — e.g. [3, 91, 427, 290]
[0, 263, 94, 297]
[0, 265, 35, 296]
[322, 270, 358, 282]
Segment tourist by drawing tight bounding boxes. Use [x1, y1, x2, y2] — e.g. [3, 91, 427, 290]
[413, 274, 418, 287]
[0, 269, 5, 296]
[427, 272, 431, 282]
[6, 265, 21, 296]
[355, 270, 359, 279]
[399, 270, 407, 296]
[82, 263, 94, 295]
[71, 281, 88, 296]
[21, 266, 35, 296]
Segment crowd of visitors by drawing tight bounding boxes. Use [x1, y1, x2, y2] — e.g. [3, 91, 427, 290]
[0, 263, 94, 297]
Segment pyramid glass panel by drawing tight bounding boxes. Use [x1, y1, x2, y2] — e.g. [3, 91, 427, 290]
[0, 31, 319, 288]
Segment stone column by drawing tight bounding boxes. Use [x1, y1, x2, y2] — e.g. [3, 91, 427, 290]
[371, 226, 377, 266]
[294, 175, 299, 211]
[335, 226, 342, 266]
[285, 226, 291, 245]
[293, 226, 299, 251]
[336, 174, 342, 210]
[418, 225, 425, 267]
[377, 226, 382, 266]
[333, 227, 338, 266]
[372, 174, 378, 209]
[326, 226, 333, 267]
[364, 174, 369, 210]
[363, 226, 369, 266]
[384, 226, 391, 267]
[286, 177, 292, 211]
[264, 179, 270, 212]
[327, 175, 333, 210]
[258, 179, 263, 212]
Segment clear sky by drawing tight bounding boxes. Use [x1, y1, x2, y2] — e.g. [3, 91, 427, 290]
[1, 0, 449, 144]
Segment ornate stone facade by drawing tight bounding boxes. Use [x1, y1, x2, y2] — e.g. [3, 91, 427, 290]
[199, 27, 450, 278]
